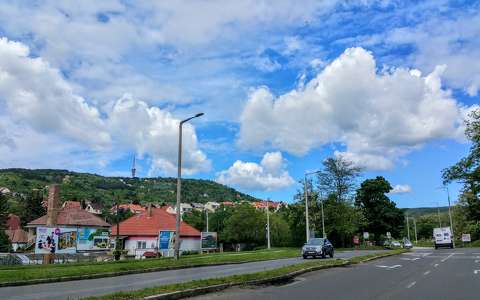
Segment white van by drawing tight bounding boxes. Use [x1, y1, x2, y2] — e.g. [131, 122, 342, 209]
[433, 227, 453, 249]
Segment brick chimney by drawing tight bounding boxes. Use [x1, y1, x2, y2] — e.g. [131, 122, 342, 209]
[147, 203, 152, 217]
[46, 184, 60, 226]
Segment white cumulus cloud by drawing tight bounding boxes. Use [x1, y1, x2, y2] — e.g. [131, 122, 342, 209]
[217, 152, 294, 191]
[390, 184, 412, 194]
[239, 47, 475, 170]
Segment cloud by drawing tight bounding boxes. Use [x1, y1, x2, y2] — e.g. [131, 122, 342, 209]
[390, 184, 412, 194]
[0, 37, 209, 175]
[217, 152, 294, 191]
[239, 47, 474, 170]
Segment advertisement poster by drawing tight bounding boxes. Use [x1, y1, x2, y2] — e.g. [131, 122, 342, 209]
[35, 227, 78, 254]
[462, 234, 471, 242]
[77, 228, 110, 251]
[158, 231, 175, 250]
[201, 232, 218, 250]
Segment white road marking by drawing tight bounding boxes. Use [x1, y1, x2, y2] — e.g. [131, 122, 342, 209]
[400, 257, 420, 261]
[375, 264, 402, 269]
[474, 270, 480, 275]
[441, 253, 455, 262]
[407, 281, 416, 289]
[472, 253, 480, 255]
[282, 277, 306, 287]
[475, 260, 480, 263]
[434, 264, 439, 267]
[424, 270, 431, 275]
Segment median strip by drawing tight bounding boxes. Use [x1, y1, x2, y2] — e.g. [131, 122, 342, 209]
[82, 249, 407, 300]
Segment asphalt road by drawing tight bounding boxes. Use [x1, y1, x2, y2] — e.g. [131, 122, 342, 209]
[0, 250, 385, 300]
[191, 247, 480, 300]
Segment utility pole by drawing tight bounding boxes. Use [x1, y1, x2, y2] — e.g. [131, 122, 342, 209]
[206, 210, 209, 232]
[413, 217, 418, 244]
[304, 176, 310, 242]
[437, 186, 455, 248]
[266, 200, 271, 249]
[320, 191, 326, 238]
[174, 113, 204, 260]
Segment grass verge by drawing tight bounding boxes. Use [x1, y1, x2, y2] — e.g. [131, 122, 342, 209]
[0, 248, 301, 284]
[82, 249, 407, 300]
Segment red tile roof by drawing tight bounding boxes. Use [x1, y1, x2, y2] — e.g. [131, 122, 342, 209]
[27, 208, 110, 227]
[111, 208, 200, 237]
[62, 201, 81, 209]
[7, 214, 21, 230]
[112, 204, 146, 213]
[5, 229, 29, 243]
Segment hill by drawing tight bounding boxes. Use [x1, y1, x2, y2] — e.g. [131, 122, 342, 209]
[0, 168, 259, 207]
[403, 206, 449, 218]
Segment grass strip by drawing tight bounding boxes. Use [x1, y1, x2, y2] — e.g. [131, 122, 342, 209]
[0, 248, 301, 284]
[82, 249, 407, 300]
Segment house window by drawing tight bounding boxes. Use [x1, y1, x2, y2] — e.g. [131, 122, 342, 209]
[137, 241, 147, 249]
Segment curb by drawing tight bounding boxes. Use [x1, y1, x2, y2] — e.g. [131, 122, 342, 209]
[143, 251, 406, 300]
[0, 258, 297, 288]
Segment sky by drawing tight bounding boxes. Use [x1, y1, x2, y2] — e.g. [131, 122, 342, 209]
[0, 0, 479, 208]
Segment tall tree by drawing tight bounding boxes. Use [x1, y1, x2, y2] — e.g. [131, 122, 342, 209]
[183, 210, 206, 232]
[223, 204, 265, 246]
[21, 190, 46, 225]
[317, 157, 362, 201]
[443, 108, 480, 221]
[0, 193, 11, 252]
[355, 176, 404, 241]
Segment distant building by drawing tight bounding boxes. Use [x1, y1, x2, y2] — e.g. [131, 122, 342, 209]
[112, 204, 146, 214]
[204, 201, 220, 212]
[85, 201, 103, 215]
[221, 201, 236, 207]
[252, 201, 284, 212]
[5, 229, 29, 252]
[191, 203, 205, 211]
[0, 187, 11, 195]
[62, 201, 81, 209]
[6, 214, 21, 230]
[111, 207, 201, 257]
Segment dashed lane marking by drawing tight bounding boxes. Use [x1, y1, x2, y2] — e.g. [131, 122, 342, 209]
[441, 253, 455, 262]
[434, 264, 439, 267]
[474, 270, 480, 275]
[424, 270, 431, 276]
[407, 281, 416, 289]
[400, 257, 420, 261]
[376, 264, 402, 269]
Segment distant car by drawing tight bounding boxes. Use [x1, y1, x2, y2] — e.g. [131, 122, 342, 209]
[302, 238, 334, 259]
[403, 239, 413, 249]
[391, 240, 402, 247]
[383, 240, 393, 249]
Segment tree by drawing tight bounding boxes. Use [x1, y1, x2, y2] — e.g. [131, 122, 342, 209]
[269, 213, 292, 247]
[0, 193, 11, 252]
[278, 204, 306, 247]
[21, 190, 46, 225]
[183, 210, 206, 232]
[355, 176, 404, 241]
[317, 157, 362, 202]
[223, 204, 265, 246]
[443, 108, 480, 221]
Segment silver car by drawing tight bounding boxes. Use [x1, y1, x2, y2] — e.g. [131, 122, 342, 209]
[302, 238, 334, 259]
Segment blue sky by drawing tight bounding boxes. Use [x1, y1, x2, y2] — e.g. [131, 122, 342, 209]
[0, 1, 478, 207]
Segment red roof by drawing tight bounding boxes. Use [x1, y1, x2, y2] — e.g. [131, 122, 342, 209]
[27, 208, 110, 227]
[222, 201, 236, 206]
[111, 208, 200, 237]
[5, 229, 29, 243]
[7, 214, 21, 230]
[112, 204, 146, 213]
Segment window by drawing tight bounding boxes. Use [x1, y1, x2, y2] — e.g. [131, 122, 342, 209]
[136, 241, 147, 249]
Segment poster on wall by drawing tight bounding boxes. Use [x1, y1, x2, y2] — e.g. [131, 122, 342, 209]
[201, 232, 218, 250]
[158, 231, 175, 250]
[35, 227, 77, 254]
[77, 228, 110, 251]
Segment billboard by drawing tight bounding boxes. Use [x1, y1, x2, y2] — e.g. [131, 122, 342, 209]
[158, 231, 175, 250]
[201, 232, 218, 250]
[35, 227, 110, 254]
[462, 233, 471, 242]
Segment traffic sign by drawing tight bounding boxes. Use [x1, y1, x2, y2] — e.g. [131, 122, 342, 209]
[461, 233, 471, 242]
[363, 232, 369, 240]
[386, 232, 391, 239]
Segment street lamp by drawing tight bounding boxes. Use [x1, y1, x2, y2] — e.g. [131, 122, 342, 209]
[304, 170, 326, 242]
[174, 113, 204, 260]
[437, 185, 455, 248]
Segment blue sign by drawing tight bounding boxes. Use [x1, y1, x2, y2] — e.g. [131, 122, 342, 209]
[159, 231, 174, 250]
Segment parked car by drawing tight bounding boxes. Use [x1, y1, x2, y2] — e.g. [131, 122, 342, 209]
[403, 239, 413, 249]
[302, 238, 334, 259]
[383, 240, 393, 249]
[391, 240, 402, 247]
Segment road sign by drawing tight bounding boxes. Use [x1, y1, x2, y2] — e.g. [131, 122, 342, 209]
[461, 233, 471, 242]
[363, 232, 369, 240]
[386, 232, 391, 239]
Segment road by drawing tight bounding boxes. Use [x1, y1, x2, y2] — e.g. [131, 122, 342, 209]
[191, 247, 480, 300]
[0, 250, 385, 300]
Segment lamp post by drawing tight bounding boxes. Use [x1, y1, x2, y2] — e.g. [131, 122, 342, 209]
[304, 170, 325, 242]
[174, 113, 204, 260]
[266, 199, 271, 249]
[438, 185, 455, 248]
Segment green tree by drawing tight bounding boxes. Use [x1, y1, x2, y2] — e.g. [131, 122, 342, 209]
[183, 210, 206, 231]
[278, 204, 306, 247]
[21, 190, 46, 225]
[317, 157, 362, 202]
[223, 204, 265, 246]
[269, 213, 292, 247]
[209, 205, 235, 240]
[0, 193, 11, 252]
[355, 176, 404, 241]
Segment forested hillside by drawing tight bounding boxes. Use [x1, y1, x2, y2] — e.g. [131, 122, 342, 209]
[0, 168, 258, 208]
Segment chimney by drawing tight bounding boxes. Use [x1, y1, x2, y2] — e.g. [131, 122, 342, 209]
[46, 184, 60, 226]
[147, 203, 152, 217]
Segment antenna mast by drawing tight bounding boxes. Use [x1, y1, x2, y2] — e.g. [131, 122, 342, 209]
[131, 155, 136, 178]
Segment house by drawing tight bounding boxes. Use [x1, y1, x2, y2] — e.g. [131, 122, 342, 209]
[0, 187, 11, 195]
[204, 201, 220, 212]
[62, 200, 81, 209]
[252, 200, 283, 212]
[5, 229, 29, 252]
[27, 207, 111, 254]
[111, 206, 201, 257]
[112, 204, 146, 214]
[7, 214, 21, 230]
[85, 201, 103, 215]
[191, 203, 205, 211]
[221, 201, 236, 207]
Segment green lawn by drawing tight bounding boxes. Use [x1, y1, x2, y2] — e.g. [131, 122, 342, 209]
[82, 249, 407, 300]
[0, 248, 301, 284]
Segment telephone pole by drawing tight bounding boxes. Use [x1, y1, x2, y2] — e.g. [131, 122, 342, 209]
[266, 200, 271, 249]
